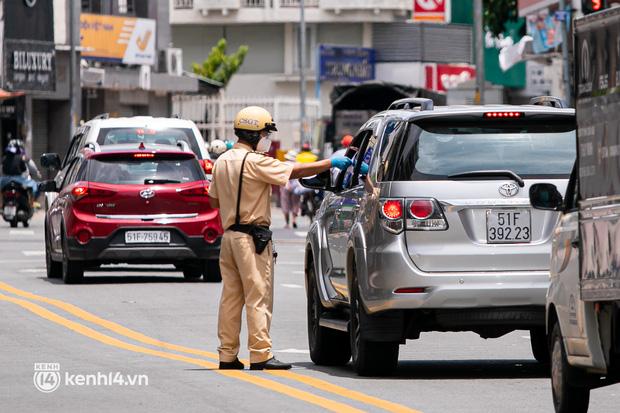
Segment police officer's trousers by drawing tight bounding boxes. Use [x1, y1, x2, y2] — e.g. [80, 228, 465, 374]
[217, 230, 274, 364]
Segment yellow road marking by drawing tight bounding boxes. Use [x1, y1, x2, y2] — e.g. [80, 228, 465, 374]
[0, 282, 421, 413]
[0, 292, 362, 413]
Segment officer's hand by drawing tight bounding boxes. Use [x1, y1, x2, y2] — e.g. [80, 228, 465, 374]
[330, 156, 352, 171]
[359, 162, 369, 175]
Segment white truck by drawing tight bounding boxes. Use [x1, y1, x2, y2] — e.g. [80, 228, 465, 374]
[529, 7, 620, 413]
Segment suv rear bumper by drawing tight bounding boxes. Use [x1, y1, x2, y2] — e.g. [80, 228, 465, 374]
[65, 227, 220, 263]
[358, 247, 549, 315]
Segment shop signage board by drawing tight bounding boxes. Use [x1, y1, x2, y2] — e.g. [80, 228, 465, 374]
[4, 40, 56, 92]
[413, 0, 449, 23]
[318, 45, 375, 83]
[80, 13, 157, 66]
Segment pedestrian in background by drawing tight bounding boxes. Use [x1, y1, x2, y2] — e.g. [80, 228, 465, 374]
[208, 106, 352, 370]
[279, 150, 301, 229]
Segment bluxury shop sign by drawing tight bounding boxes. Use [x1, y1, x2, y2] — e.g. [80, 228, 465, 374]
[4, 40, 55, 92]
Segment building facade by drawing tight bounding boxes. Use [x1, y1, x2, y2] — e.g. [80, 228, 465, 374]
[170, 0, 474, 147]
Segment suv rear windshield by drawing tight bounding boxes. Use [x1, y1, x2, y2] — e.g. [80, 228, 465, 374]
[87, 157, 204, 185]
[385, 118, 576, 181]
[96, 128, 201, 158]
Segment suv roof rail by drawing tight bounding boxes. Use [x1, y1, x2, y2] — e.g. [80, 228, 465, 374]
[529, 96, 566, 108]
[388, 98, 434, 111]
[92, 113, 110, 120]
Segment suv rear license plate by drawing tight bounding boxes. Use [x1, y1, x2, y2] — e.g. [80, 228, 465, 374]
[486, 209, 531, 244]
[125, 231, 170, 244]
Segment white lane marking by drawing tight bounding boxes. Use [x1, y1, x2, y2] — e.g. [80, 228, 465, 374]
[19, 268, 46, 273]
[294, 231, 308, 237]
[292, 271, 304, 275]
[277, 261, 303, 266]
[280, 283, 304, 289]
[10, 230, 35, 236]
[22, 251, 45, 256]
[276, 348, 310, 354]
[0, 259, 45, 263]
[521, 335, 531, 339]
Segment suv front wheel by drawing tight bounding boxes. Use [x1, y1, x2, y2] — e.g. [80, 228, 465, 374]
[349, 273, 399, 376]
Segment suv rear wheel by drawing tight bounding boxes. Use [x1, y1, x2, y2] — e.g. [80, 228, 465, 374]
[550, 322, 590, 413]
[307, 262, 351, 366]
[350, 276, 399, 376]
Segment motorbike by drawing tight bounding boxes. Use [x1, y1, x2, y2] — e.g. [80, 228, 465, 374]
[2, 180, 34, 227]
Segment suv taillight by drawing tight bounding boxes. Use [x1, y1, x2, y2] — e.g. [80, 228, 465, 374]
[379, 198, 448, 233]
[406, 198, 448, 231]
[379, 199, 404, 234]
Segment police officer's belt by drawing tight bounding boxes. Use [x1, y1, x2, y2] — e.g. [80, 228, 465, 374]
[227, 152, 272, 255]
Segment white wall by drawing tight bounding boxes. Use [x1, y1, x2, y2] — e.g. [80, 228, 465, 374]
[172, 24, 285, 74]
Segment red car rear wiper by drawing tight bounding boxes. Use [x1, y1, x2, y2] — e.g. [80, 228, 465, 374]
[448, 170, 525, 187]
[144, 178, 181, 184]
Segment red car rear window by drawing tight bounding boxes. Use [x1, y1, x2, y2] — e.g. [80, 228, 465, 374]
[87, 158, 204, 185]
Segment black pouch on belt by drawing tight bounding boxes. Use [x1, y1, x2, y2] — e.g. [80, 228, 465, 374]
[230, 152, 273, 255]
[249, 226, 272, 255]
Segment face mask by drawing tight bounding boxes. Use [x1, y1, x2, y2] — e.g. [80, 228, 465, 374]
[256, 137, 272, 153]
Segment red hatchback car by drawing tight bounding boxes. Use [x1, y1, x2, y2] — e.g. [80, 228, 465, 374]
[41, 145, 223, 284]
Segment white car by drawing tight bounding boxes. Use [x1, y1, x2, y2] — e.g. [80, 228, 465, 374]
[41, 114, 213, 209]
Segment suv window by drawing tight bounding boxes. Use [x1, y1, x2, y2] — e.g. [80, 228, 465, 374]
[377, 121, 406, 182]
[96, 128, 201, 158]
[385, 117, 576, 181]
[62, 157, 85, 188]
[339, 131, 371, 190]
[62, 127, 89, 168]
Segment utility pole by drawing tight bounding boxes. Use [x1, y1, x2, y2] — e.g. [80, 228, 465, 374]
[474, 0, 485, 105]
[69, 0, 77, 135]
[558, 0, 571, 105]
[299, 0, 307, 147]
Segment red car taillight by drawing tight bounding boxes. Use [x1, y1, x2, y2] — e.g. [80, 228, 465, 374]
[202, 159, 214, 175]
[178, 185, 209, 197]
[71, 185, 89, 200]
[71, 184, 115, 201]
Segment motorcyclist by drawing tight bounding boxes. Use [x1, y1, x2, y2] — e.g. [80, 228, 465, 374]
[1, 138, 41, 201]
[209, 139, 228, 160]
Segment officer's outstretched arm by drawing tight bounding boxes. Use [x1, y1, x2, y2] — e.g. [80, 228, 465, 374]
[290, 156, 352, 180]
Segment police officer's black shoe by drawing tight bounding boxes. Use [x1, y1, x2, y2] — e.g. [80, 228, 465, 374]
[249, 357, 292, 370]
[219, 358, 245, 370]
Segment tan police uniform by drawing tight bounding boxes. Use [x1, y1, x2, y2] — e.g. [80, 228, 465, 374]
[208, 142, 294, 364]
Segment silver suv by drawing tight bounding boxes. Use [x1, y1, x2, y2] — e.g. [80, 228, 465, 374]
[303, 97, 576, 375]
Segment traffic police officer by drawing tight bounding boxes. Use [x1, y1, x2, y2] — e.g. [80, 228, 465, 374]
[208, 106, 352, 370]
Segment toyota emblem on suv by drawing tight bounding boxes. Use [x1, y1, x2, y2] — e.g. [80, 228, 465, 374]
[140, 188, 155, 199]
[498, 183, 519, 197]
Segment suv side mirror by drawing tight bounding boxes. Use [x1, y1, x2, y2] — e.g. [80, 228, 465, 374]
[39, 180, 58, 193]
[300, 171, 332, 192]
[40, 153, 61, 170]
[529, 183, 563, 211]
